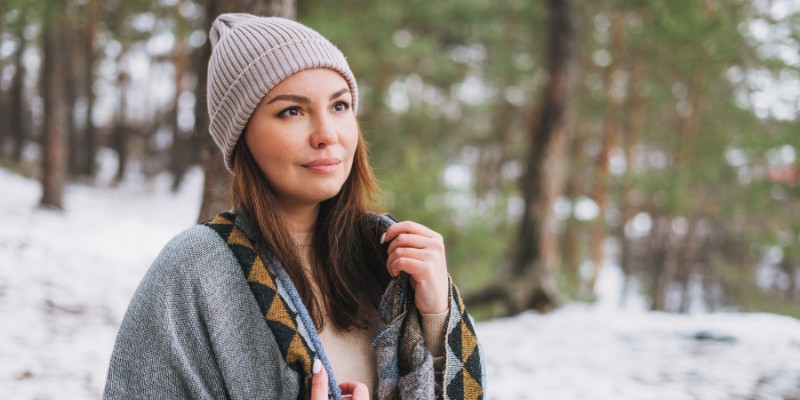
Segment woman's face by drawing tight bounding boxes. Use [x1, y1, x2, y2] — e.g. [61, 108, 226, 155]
[245, 68, 358, 211]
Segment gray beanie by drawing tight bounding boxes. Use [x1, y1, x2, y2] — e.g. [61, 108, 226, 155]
[207, 14, 358, 172]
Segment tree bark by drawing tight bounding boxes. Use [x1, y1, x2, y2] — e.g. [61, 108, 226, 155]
[588, 9, 627, 297]
[40, 1, 69, 209]
[651, 216, 679, 311]
[619, 61, 647, 307]
[561, 120, 591, 298]
[9, 18, 28, 164]
[113, 57, 129, 184]
[677, 73, 705, 168]
[677, 218, 700, 312]
[64, 10, 81, 177]
[79, 0, 102, 177]
[0, 2, 5, 158]
[780, 256, 797, 300]
[196, 0, 296, 222]
[170, 0, 192, 192]
[508, 0, 578, 313]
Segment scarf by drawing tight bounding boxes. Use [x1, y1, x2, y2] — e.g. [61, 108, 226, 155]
[205, 212, 484, 399]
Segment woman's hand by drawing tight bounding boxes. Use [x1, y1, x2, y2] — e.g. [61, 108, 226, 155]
[311, 359, 370, 399]
[382, 221, 450, 314]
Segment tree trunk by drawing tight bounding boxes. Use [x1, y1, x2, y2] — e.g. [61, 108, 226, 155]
[652, 215, 688, 312]
[619, 62, 647, 307]
[678, 218, 700, 312]
[64, 10, 81, 177]
[588, 9, 627, 297]
[196, 0, 296, 222]
[651, 72, 705, 311]
[677, 74, 705, 168]
[79, 0, 102, 177]
[781, 256, 797, 300]
[170, 0, 192, 192]
[9, 18, 28, 164]
[559, 116, 593, 297]
[40, 1, 69, 209]
[0, 2, 5, 157]
[560, 179, 582, 298]
[113, 61, 129, 184]
[508, 0, 578, 313]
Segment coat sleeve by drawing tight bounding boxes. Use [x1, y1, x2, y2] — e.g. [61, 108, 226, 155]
[103, 226, 300, 400]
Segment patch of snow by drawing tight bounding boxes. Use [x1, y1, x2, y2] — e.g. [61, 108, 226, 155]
[480, 306, 800, 399]
[0, 167, 202, 399]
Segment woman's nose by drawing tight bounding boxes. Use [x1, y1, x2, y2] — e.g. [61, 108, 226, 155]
[311, 114, 338, 148]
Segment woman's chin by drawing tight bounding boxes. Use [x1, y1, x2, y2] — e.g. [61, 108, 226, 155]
[306, 186, 345, 205]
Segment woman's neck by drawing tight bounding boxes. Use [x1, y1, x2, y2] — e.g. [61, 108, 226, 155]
[278, 202, 320, 233]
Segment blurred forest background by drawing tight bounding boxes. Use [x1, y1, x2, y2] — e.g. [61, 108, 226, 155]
[0, 0, 798, 320]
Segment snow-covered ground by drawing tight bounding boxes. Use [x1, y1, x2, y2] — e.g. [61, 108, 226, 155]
[1, 166, 799, 399]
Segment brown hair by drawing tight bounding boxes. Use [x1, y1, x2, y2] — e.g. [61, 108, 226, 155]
[230, 128, 391, 331]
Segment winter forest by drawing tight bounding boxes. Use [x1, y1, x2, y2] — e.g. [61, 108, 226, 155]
[1, 0, 800, 398]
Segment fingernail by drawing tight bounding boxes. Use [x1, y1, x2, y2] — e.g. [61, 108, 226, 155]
[380, 232, 386, 244]
[312, 358, 322, 374]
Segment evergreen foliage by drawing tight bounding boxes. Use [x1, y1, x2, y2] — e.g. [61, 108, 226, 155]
[1, 0, 798, 318]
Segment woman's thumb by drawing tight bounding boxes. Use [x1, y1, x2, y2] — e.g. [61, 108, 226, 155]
[310, 358, 329, 400]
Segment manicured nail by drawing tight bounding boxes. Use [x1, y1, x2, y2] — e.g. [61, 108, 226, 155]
[312, 358, 322, 374]
[380, 232, 386, 244]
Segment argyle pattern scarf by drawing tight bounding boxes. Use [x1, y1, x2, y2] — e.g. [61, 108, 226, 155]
[205, 212, 318, 398]
[204, 212, 484, 400]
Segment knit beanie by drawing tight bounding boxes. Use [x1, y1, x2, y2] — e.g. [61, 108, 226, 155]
[207, 14, 358, 172]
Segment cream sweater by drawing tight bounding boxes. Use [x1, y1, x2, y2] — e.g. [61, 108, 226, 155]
[293, 233, 447, 395]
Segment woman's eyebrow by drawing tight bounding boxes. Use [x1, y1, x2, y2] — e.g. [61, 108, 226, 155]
[266, 94, 310, 104]
[265, 88, 349, 105]
[330, 88, 349, 100]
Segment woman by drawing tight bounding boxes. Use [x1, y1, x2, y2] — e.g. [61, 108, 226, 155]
[104, 13, 484, 400]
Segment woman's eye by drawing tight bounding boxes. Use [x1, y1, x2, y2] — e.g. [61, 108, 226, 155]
[278, 107, 301, 117]
[332, 101, 350, 112]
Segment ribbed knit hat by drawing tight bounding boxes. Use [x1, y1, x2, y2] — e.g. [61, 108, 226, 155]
[207, 14, 358, 172]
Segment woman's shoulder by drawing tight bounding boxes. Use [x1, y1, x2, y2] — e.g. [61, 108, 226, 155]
[146, 223, 240, 284]
[162, 223, 230, 260]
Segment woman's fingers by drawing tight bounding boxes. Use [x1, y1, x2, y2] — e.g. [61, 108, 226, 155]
[382, 221, 449, 314]
[382, 221, 441, 247]
[310, 359, 371, 399]
[386, 248, 433, 276]
[339, 381, 370, 399]
[386, 233, 442, 256]
[310, 359, 329, 400]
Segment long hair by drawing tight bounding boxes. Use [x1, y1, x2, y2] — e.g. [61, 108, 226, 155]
[231, 127, 390, 331]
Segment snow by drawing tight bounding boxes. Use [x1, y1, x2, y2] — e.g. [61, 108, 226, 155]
[1, 166, 799, 399]
[482, 307, 800, 399]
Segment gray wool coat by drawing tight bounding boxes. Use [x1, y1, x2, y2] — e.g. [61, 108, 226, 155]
[103, 210, 485, 400]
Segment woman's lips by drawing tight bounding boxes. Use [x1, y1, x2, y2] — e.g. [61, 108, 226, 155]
[302, 158, 341, 174]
